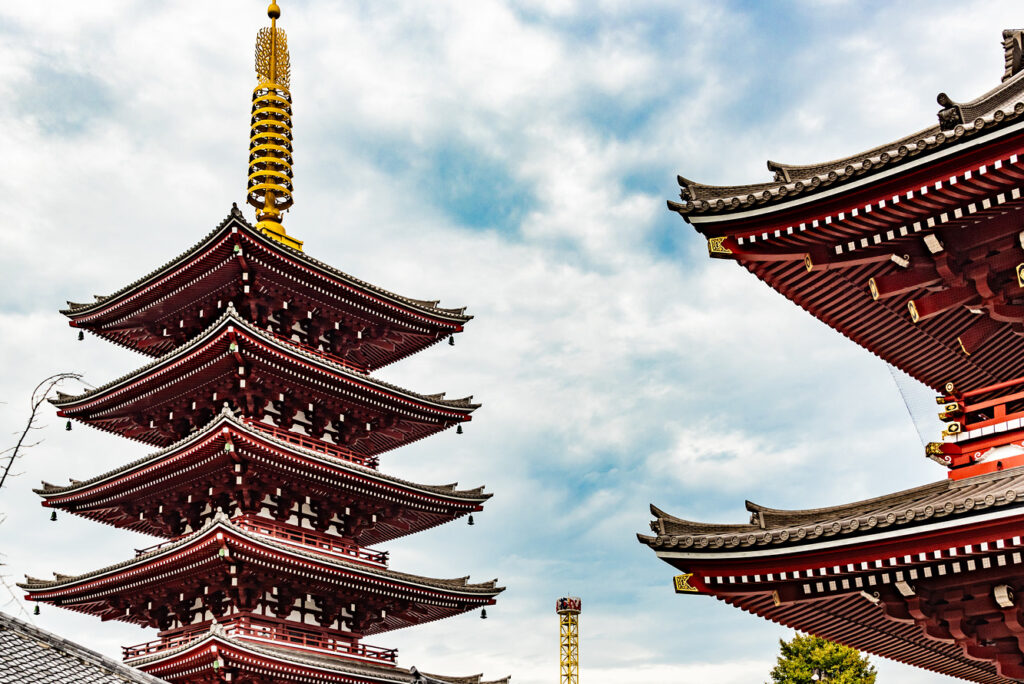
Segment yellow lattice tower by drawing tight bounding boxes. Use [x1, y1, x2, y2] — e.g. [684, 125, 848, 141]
[556, 596, 581, 684]
[247, 2, 303, 251]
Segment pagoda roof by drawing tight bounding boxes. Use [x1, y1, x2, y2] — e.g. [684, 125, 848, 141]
[126, 628, 508, 684]
[22, 513, 502, 634]
[665, 31, 1024, 393]
[670, 40, 1024, 219]
[0, 610, 169, 684]
[36, 412, 489, 544]
[54, 306, 477, 450]
[640, 468, 1024, 557]
[63, 207, 470, 368]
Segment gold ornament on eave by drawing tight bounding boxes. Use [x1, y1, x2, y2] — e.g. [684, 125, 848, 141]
[247, 1, 303, 251]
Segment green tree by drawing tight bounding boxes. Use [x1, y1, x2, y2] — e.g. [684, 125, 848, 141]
[768, 633, 877, 684]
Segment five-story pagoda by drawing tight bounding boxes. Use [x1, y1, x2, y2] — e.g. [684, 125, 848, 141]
[21, 5, 506, 684]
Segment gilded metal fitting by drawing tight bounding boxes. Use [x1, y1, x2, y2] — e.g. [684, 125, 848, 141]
[707, 236, 732, 257]
[867, 277, 879, 300]
[246, 2, 303, 251]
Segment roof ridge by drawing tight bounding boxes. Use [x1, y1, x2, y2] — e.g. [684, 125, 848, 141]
[36, 413, 491, 502]
[61, 207, 473, 323]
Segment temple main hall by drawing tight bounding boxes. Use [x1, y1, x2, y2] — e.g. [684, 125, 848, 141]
[642, 28, 1024, 684]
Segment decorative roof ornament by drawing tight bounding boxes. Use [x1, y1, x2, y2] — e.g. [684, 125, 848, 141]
[246, 2, 302, 251]
[1003, 29, 1024, 82]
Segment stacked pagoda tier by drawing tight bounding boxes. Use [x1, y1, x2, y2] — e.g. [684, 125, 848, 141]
[643, 28, 1024, 684]
[23, 209, 506, 684]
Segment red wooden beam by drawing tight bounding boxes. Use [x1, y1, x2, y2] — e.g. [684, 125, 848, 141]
[908, 286, 978, 323]
[868, 266, 941, 300]
[957, 316, 1007, 356]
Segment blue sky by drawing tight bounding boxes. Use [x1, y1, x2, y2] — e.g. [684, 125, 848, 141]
[0, 2, 1021, 682]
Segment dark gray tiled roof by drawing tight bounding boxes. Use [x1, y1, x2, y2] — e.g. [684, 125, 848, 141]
[0, 611, 167, 684]
[670, 33, 1024, 217]
[62, 207, 471, 322]
[641, 467, 1024, 553]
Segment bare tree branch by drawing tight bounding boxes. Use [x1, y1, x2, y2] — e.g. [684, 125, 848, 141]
[0, 373, 83, 492]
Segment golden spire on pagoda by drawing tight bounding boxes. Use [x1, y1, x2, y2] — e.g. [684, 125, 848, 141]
[247, 1, 303, 251]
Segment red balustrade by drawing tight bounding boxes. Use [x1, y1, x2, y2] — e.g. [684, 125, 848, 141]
[245, 419, 379, 468]
[136, 516, 388, 566]
[124, 615, 397, 665]
[234, 515, 388, 565]
[264, 329, 368, 374]
[939, 375, 1024, 433]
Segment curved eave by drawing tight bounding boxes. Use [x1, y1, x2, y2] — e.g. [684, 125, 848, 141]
[130, 633, 509, 684]
[62, 208, 471, 327]
[642, 467, 1024, 561]
[53, 307, 478, 419]
[672, 67, 1024, 220]
[130, 634, 410, 683]
[22, 516, 504, 603]
[36, 414, 489, 541]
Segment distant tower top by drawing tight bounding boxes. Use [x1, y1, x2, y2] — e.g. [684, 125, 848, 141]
[557, 597, 581, 684]
[556, 596, 582, 615]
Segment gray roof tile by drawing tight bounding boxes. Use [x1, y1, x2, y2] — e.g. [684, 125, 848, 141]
[0, 611, 168, 684]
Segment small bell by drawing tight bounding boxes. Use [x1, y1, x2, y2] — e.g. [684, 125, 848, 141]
[480, 608, 487, 619]
[33, 605, 40, 616]
[467, 515, 474, 526]
[456, 425, 463, 435]
[65, 420, 72, 432]
[448, 336, 455, 346]
[49, 511, 57, 522]
[77, 331, 84, 341]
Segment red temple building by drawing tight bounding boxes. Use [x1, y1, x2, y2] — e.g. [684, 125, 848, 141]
[21, 5, 506, 684]
[641, 30, 1024, 683]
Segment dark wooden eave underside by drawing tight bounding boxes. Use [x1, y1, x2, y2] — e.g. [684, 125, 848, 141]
[719, 591, 1004, 684]
[685, 126, 1024, 393]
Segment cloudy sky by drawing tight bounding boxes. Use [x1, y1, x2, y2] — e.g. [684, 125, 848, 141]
[0, 1, 1022, 682]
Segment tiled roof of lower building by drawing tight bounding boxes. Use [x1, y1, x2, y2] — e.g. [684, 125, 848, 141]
[0, 611, 168, 684]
